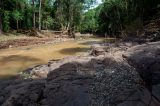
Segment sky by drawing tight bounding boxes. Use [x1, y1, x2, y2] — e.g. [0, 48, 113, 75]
[97, 0, 102, 4]
[93, 0, 102, 8]
[85, 0, 102, 11]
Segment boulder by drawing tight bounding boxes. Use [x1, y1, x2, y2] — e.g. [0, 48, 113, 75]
[1, 41, 160, 106]
[2, 80, 45, 106]
[117, 88, 160, 106]
[90, 44, 106, 56]
[42, 63, 92, 106]
[123, 41, 160, 85]
[123, 41, 160, 104]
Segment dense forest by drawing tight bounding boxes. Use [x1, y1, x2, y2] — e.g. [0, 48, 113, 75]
[0, 0, 160, 37]
[0, 0, 95, 37]
[82, 0, 160, 36]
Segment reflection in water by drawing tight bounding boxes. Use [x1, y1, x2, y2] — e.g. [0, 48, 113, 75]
[0, 38, 106, 79]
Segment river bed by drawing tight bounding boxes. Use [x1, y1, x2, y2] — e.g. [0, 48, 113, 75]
[0, 38, 105, 79]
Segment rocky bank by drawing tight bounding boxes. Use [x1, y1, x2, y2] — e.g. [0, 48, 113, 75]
[0, 41, 160, 106]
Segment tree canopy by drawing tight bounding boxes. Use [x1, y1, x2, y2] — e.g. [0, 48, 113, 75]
[96, 0, 160, 36]
[0, 0, 160, 37]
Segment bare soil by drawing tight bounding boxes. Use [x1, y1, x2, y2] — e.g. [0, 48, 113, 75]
[0, 36, 71, 49]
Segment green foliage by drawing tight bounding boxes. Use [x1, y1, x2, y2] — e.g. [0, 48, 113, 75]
[2, 11, 10, 32]
[23, 5, 33, 29]
[80, 9, 98, 33]
[54, 0, 83, 30]
[0, 0, 160, 37]
[96, 0, 160, 36]
[42, 16, 54, 29]
[97, 0, 125, 35]
[0, 0, 95, 33]
[12, 10, 23, 21]
[53, 0, 95, 37]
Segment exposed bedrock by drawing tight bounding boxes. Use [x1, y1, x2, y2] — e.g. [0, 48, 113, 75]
[123, 41, 160, 105]
[0, 41, 160, 106]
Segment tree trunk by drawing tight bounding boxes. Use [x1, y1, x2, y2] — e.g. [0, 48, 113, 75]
[16, 20, 19, 30]
[39, 0, 42, 30]
[0, 16, 2, 34]
[32, 0, 36, 28]
[68, 2, 75, 38]
[0, 0, 2, 34]
[68, 26, 75, 38]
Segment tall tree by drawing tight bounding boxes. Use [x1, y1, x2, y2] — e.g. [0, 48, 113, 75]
[0, 0, 2, 33]
[12, 10, 23, 29]
[54, 0, 95, 37]
[96, 0, 160, 36]
[0, 16, 2, 34]
[32, 0, 36, 28]
[39, 0, 42, 30]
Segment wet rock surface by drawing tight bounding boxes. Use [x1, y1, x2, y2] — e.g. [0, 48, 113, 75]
[0, 41, 160, 106]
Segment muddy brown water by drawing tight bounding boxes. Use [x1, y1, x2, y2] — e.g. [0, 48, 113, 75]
[0, 38, 113, 79]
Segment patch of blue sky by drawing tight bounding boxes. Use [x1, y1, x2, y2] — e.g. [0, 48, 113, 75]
[92, 0, 102, 8]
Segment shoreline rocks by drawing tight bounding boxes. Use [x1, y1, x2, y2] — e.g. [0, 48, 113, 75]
[123, 41, 160, 106]
[0, 41, 160, 106]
